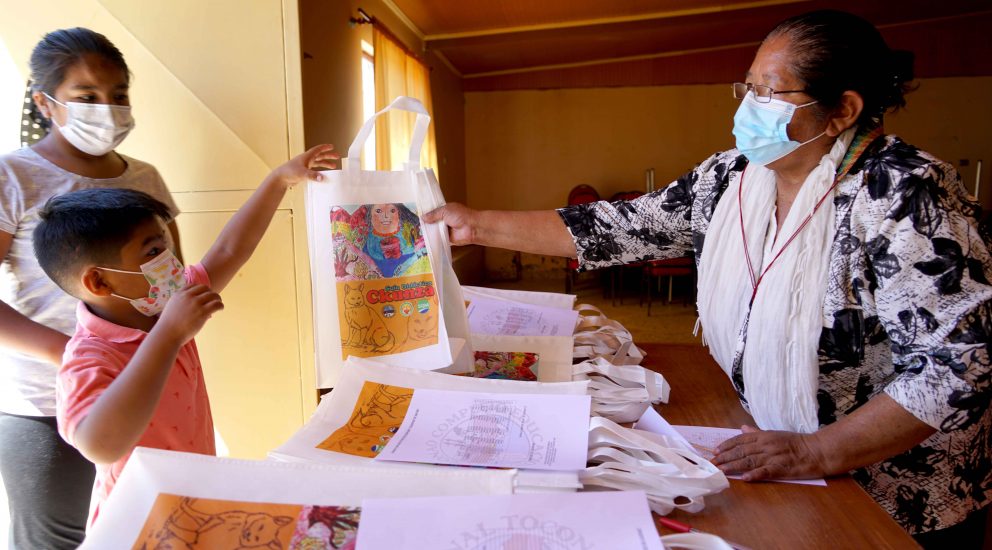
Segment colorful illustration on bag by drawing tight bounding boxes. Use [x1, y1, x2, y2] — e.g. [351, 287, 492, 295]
[132, 494, 360, 550]
[331, 203, 439, 358]
[467, 351, 540, 381]
[317, 382, 414, 458]
[331, 203, 429, 280]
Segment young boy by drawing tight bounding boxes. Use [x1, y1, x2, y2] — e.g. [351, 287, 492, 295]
[32, 144, 337, 524]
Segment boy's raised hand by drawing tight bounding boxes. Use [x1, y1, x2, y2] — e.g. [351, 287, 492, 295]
[272, 144, 339, 187]
[201, 143, 338, 294]
[156, 285, 224, 345]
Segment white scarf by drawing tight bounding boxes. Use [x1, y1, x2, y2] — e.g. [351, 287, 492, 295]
[697, 128, 856, 433]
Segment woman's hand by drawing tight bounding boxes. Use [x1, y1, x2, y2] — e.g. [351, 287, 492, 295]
[423, 203, 479, 246]
[423, 205, 577, 257]
[712, 425, 830, 481]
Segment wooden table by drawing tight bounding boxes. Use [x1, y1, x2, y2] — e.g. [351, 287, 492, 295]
[640, 343, 918, 549]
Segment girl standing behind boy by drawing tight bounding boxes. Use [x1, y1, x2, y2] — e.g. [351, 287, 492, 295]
[0, 28, 180, 548]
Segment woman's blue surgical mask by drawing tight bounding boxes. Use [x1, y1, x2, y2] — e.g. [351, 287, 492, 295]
[733, 92, 824, 166]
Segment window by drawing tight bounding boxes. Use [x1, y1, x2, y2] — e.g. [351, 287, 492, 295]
[360, 40, 375, 170]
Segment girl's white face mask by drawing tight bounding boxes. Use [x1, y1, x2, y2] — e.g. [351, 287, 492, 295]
[44, 93, 135, 156]
[99, 250, 186, 317]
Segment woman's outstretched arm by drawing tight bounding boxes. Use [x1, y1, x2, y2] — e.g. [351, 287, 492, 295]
[423, 203, 577, 258]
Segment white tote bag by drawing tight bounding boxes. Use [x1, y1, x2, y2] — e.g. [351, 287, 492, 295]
[307, 97, 470, 387]
[82, 447, 515, 549]
[270, 357, 587, 494]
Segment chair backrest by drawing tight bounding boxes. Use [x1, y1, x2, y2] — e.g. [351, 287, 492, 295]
[567, 184, 600, 205]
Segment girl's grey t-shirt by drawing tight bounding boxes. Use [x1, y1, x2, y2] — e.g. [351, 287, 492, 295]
[0, 147, 178, 416]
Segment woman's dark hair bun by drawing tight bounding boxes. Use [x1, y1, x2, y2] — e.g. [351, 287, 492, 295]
[885, 49, 916, 112]
[767, 10, 915, 126]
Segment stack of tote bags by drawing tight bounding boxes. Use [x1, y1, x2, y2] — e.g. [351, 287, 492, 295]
[82, 97, 729, 548]
[294, 95, 726, 511]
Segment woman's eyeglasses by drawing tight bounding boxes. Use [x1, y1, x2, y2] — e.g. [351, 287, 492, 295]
[733, 82, 809, 103]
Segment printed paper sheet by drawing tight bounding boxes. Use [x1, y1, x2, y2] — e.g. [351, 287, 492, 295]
[467, 296, 578, 337]
[355, 491, 663, 550]
[373, 389, 591, 470]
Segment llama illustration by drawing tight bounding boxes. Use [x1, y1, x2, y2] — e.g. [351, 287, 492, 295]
[150, 497, 293, 550]
[342, 283, 394, 353]
[400, 312, 437, 349]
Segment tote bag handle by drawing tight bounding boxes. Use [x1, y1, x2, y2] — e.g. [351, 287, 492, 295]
[345, 96, 430, 172]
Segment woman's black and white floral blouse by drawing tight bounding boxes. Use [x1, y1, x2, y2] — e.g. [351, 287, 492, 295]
[558, 134, 992, 534]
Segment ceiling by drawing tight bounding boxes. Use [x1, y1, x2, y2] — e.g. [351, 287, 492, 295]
[385, 0, 992, 91]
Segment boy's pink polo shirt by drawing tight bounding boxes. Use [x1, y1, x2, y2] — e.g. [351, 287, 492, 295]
[56, 263, 215, 524]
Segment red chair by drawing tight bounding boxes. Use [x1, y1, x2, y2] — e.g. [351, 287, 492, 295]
[641, 257, 695, 315]
[564, 185, 600, 294]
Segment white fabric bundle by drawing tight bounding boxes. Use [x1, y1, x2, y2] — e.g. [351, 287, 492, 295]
[581, 417, 729, 515]
[573, 304, 646, 365]
[662, 533, 735, 550]
[697, 128, 856, 432]
[574, 353, 670, 422]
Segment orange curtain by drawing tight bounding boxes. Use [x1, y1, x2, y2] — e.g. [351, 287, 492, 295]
[373, 27, 438, 173]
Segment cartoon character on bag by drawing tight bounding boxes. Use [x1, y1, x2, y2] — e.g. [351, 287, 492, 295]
[330, 203, 430, 280]
[365, 203, 428, 277]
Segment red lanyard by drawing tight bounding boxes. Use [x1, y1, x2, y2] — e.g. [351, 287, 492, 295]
[738, 165, 845, 306]
[736, 126, 883, 305]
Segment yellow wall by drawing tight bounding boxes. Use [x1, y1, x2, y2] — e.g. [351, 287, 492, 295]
[0, 0, 314, 459]
[466, 78, 992, 277]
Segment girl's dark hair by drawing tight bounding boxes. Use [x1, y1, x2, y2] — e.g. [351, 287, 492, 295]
[27, 27, 130, 130]
[766, 10, 915, 127]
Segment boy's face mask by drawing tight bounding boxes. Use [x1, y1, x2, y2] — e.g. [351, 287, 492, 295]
[99, 250, 186, 317]
[44, 93, 135, 156]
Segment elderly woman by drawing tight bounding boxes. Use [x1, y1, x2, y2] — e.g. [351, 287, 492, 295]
[426, 9, 991, 548]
